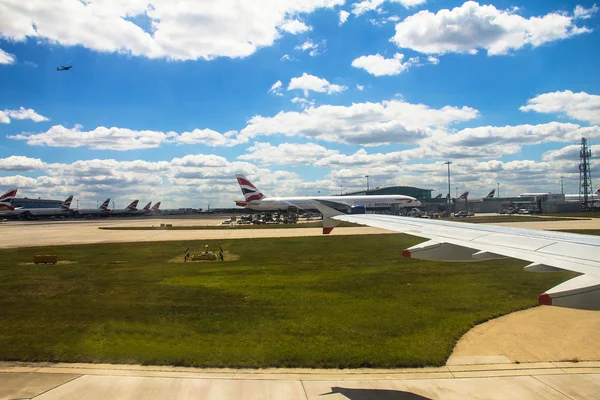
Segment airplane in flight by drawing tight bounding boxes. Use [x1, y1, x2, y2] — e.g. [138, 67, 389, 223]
[313, 200, 600, 311]
[74, 198, 111, 217]
[9, 195, 73, 218]
[109, 200, 139, 216]
[56, 65, 73, 71]
[234, 174, 421, 218]
[0, 188, 18, 211]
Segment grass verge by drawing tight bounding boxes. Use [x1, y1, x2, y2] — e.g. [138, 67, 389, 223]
[0, 235, 575, 368]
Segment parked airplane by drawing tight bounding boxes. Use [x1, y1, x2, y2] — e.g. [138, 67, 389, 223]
[9, 195, 73, 218]
[314, 200, 600, 311]
[109, 200, 139, 216]
[74, 198, 111, 217]
[485, 189, 496, 198]
[457, 191, 469, 200]
[234, 174, 421, 215]
[564, 188, 600, 203]
[130, 201, 152, 215]
[148, 202, 162, 214]
[0, 188, 18, 211]
[434, 194, 443, 199]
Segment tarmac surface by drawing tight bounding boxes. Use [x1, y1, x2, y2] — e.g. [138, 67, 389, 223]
[1, 215, 599, 399]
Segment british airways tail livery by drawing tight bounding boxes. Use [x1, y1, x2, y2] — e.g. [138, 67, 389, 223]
[486, 189, 496, 198]
[458, 191, 469, 200]
[0, 188, 18, 211]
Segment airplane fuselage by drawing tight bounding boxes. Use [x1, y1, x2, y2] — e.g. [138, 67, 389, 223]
[239, 195, 421, 211]
[9, 208, 71, 217]
[74, 209, 110, 216]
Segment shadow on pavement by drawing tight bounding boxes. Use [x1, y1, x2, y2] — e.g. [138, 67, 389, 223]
[321, 386, 432, 399]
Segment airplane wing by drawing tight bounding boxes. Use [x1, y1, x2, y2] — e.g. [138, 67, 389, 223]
[314, 201, 600, 311]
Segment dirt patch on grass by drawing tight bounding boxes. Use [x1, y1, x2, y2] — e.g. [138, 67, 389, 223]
[18, 260, 79, 266]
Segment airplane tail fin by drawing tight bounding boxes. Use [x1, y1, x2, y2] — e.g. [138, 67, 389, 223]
[486, 189, 495, 198]
[458, 191, 469, 200]
[236, 174, 266, 202]
[595, 188, 600, 195]
[61, 195, 74, 210]
[0, 188, 18, 202]
[127, 200, 139, 210]
[99, 198, 110, 210]
[434, 193, 442, 199]
[151, 202, 161, 210]
[143, 202, 152, 211]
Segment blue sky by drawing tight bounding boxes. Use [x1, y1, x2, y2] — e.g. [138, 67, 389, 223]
[0, 0, 599, 208]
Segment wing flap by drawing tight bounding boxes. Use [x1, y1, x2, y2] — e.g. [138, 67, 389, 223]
[540, 275, 600, 310]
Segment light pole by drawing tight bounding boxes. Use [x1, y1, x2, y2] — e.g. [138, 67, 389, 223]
[340, 186, 343, 195]
[365, 175, 370, 193]
[455, 187, 458, 198]
[497, 182, 500, 198]
[112, 201, 115, 209]
[96, 200, 99, 208]
[444, 161, 452, 213]
[561, 177, 564, 194]
[76, 199, 79, 209]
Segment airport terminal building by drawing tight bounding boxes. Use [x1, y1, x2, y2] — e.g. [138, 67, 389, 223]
[12, 197, 63, 209]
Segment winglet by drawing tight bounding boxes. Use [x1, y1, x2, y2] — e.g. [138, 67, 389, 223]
[312, 200, 344, 234]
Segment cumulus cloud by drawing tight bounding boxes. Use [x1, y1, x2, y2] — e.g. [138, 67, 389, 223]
[520, 90, 600, 124]
[0, 107, 49, 123]
[339, 10, 350, 25]
[279, 19, 311, 34]
[291, 97, 315, 108]
[175, 129, 243, 147]
[0, 156, 46, 171]
[542, 144, 600, 161]
[238, 142, 339, 165]
[574, 4, 599, 19]
[352, 0, 427, 16]
[351, 53, 420, 76]
[0, 48, 16, 64]
[287, 73, 347, 97]
[392, 1, 592, 56]
[294, 39, 325, 56]
[268, 80, 284, 96]
[9, 124, 177, 150]
[0, 0, 342, 61]
[239, 98, 479, 145]
[356, 84, 365, 91]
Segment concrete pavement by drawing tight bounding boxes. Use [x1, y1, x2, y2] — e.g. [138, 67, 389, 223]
[1, 361, 599, 399]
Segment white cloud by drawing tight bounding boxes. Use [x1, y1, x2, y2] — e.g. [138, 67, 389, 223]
[280, 54, 293, 61]
[239, 98, 479, 145]
[238, 142, 339, 165]
[520, 90, 600, 124]
[427, 55, 439, 64]
[356, 84, 365, 91]
[279, 19, 311, 34]
[543, 144, 600, 161]
[287, 73, 347, 96]
[0, 156, 46, 171]
[352, 0, 427, 16]
[0, 0, 342, 61]
[574, 4, 599, 19]
[291, 97, 315, 108]
[0, 48, 16, 64]
[339, 10, 350, 25]
[268, 80, 284, 96]
[175, 129, 242, 147]
[392, 1, 592, 56]
[9, 124, 177, 150]
[0, 107, 49, 123]
[294, 39, 325, 56]
[351, 53, 420, 76]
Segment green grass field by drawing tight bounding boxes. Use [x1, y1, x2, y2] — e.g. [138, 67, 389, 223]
[0, 235, 576, 368]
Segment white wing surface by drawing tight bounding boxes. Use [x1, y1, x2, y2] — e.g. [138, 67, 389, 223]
[315, 201, 600, 311]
